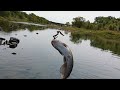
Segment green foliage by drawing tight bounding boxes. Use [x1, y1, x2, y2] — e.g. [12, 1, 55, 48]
[72, 16, 120, 31]
[0, 11, 65, 26]
[0, 11, 50, 25]
[72, 17, 85, 28]
[70, 29, 120, 56]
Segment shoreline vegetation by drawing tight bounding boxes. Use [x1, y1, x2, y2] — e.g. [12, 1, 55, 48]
[0, 11, 120, 42]
[62, 26, 120, 41]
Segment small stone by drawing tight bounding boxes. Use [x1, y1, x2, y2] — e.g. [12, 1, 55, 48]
[23, 35, 27, 37]
[11, 52, 16, 55]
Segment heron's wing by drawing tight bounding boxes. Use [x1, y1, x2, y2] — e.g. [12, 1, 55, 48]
[55, 48, 63, 56]
[60, 63, 67, 76]
[60, 58, 67, 75]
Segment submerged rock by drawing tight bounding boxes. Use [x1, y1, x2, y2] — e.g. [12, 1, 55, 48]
[0, 37, 5, 40]
[5, 40, 9, 45]
[11, 52, 16, 55]
[2, 42, 5, 45]
[8, 37, 20, 49]
[9, 43, 18, 48]
[0, 37, 6, 45]
[23, 35, 27, 37]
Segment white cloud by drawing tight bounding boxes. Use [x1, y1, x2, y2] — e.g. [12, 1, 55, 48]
[23, 11, 120, 24]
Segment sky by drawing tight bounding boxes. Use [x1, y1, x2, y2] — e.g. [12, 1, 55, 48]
[23, 11, 120, 24]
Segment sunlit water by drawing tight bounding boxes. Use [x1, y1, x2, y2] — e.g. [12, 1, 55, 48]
[0, 28, 120, 79]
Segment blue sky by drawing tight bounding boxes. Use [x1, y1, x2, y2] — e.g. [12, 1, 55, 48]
[23, 11, 120, 24]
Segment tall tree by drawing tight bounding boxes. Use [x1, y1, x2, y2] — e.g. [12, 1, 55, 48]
[72, 16, 85, 28]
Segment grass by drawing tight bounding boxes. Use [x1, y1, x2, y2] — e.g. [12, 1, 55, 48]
[59, 26, 120, 41]
[47, 25, 120, 41]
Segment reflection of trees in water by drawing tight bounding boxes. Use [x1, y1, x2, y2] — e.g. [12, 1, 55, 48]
[70, 32, 120, 56]
[70, 35, 82, 44]
[0, 20, 47, 32]
[90, 37, 120, 56]
[27, 25, 47, 32]
[70, 33, 90, 44]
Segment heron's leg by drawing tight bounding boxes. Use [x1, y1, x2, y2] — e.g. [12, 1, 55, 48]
[53, 34, 58, 39]
[60, 31, 64, 36]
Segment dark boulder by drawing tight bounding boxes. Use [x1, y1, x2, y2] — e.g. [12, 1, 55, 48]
[9, 43, 18, 48]
[11, 52, 16, 55]
[9, 37, 20, 44]
[0, 37, 20, 49]
[2, 41, 5, 45]
[0, 37, 5, 40]
[0, 37, 6, 45]
[5, 40, 9, 45]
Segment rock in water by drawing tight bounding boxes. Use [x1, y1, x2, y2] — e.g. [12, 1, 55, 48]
[0, 37, 5, 40]
[11, 52, 16, 55]
[23, 35, 27, 37]
[9, 37, 20, 44]
[0, 37, 6, 45]
[9, 43, 18, 48]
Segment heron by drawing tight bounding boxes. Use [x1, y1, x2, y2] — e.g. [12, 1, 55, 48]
[51, 31, 74, 79]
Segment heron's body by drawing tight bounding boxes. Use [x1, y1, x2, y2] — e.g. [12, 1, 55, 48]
[51, 39, 73, 79]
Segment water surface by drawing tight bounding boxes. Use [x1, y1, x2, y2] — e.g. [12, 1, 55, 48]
[0, 22, 120, 79]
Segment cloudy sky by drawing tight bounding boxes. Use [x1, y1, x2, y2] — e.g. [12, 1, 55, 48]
[23, 11, 120, 24]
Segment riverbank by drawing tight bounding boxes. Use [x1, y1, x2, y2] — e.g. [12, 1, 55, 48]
[0, 17, 120, 42]
[58, 26, 120, 42]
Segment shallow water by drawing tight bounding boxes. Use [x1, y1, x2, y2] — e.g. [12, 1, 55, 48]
[0, 25, 120, 79]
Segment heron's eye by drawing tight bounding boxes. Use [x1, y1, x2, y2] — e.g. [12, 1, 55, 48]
[63, 43, 67, 47]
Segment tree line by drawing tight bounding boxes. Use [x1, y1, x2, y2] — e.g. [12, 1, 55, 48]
[1, 11, 120, 31]
[0, 11, 51, 25]
[70, 16, 120, 31]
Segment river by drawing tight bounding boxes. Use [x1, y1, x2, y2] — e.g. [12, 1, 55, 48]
[0, 22, 120, 79]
